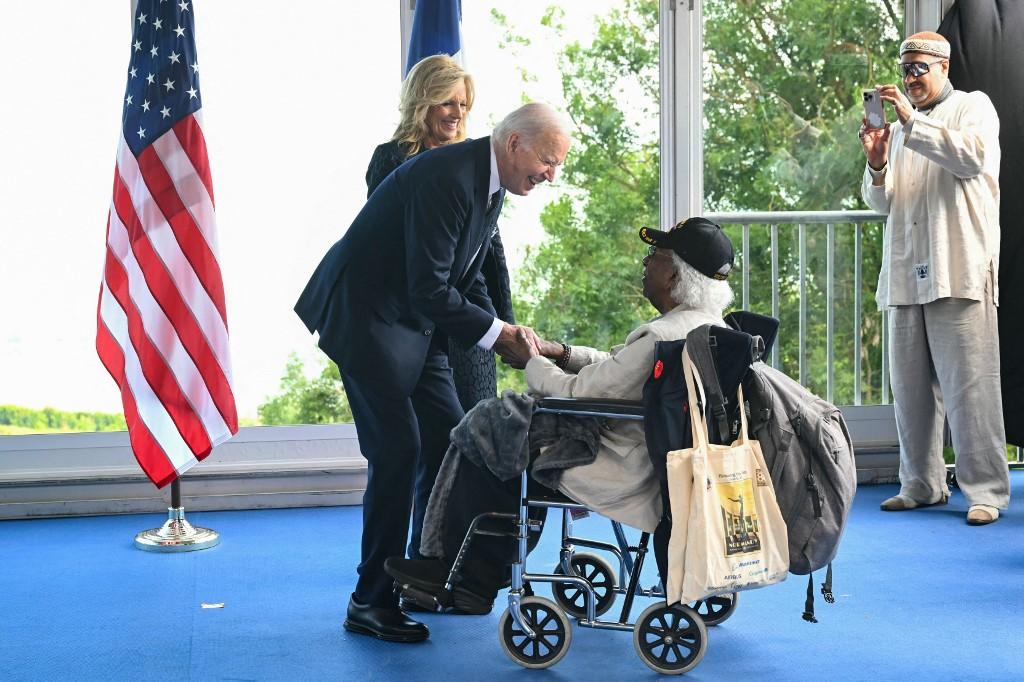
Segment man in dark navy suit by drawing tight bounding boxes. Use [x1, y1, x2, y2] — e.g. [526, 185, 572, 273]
[295, 102, 571, 642]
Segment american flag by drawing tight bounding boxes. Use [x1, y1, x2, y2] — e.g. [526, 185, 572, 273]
[96, 0, 237, 488]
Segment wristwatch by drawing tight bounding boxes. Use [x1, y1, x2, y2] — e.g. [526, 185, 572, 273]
[867, 164, 887, 180]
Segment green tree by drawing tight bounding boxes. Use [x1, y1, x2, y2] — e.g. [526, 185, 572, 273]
[0, 404, 127, 434]
[703, 0, 903, 211]
[510, 0, 662, 355]
[265, 0, 908, 418]
[257, 353, 353, 425]
[702, 0, 903, 403]
[500, 0, 904, 406]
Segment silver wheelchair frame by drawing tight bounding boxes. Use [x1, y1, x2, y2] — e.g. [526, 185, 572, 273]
[485, 397, 737, 675]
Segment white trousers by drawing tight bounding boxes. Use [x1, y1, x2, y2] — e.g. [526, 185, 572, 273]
[889, 296, 1010, 508]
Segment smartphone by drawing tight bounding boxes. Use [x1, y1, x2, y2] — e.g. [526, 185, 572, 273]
[863, 90, 886, 129]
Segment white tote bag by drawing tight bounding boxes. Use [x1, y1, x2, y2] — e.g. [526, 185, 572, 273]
[666, 347, 789, 605]
[664, 442, 695, 603]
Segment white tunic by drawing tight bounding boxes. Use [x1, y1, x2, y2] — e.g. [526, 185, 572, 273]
[862, 89, 1001, 309]
[524, 306, 726, 532]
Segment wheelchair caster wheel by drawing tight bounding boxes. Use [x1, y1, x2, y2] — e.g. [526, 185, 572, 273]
[691, 592, 738, 626]
[498, 596, 572, 669]
[633, 603, 707, 675]
[552, 552, 617, 619]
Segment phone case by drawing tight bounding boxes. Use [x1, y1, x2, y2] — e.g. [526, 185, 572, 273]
[863, 91, 885, 129]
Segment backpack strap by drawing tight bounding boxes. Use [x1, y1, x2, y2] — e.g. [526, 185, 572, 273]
[681, 347, 711, 450]
[684, 325, 731, 441]
[821, 563, 835, 603]
[801, 563, 836, 623]
[802, 574, 818, 623]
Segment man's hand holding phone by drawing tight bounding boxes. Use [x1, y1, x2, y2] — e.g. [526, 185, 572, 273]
[859, 88, 892, 174]
[874, 84, 915, 124]
[859, 116, 891, 170]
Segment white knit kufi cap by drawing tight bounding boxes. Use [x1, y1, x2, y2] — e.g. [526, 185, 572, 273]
[900, 37, 951, 58]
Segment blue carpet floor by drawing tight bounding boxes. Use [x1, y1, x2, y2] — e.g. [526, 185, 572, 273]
[2, 473, 1023, 681]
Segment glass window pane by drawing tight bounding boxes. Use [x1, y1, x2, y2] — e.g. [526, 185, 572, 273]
[463, 0, 662, 368]
[702, 0, 904, 405]
[0, 2, 398, 434]
[257, 0, 662, 424]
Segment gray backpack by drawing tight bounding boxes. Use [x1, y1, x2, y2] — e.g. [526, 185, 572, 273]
[742, 362, 857, 572]
[685, 325, 857, 621]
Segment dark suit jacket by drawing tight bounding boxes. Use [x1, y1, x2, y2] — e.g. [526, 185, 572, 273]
[365, 139, 515, 325]
[295, 136, 502, 396]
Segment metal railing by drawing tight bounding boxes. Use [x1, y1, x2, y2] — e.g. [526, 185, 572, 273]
[704, 210, 1024, 467]
[705, 210, 887, 406]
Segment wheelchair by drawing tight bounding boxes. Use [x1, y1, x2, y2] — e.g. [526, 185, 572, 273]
[398, 395, 739, 676]
[397, 319, 771, 674]
[497, 397, 738, 675]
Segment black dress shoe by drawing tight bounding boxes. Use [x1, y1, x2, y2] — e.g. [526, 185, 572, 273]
[344, 596, 429, 643]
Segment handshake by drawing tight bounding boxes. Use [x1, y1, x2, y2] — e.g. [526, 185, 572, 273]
[492, 324, 564, 370]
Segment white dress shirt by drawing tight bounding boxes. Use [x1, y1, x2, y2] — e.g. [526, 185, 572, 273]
[476, 139, 504, 349]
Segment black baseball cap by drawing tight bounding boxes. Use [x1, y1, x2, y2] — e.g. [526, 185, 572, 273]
[639, 217, 734, 280]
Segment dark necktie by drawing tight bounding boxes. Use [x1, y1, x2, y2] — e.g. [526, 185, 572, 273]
[464, 193, 500, 280]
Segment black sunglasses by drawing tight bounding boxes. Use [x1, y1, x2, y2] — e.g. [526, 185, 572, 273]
[899, 59, 944, 78]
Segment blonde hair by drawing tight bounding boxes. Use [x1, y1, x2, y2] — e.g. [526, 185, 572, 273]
[393, 55, 475, 156]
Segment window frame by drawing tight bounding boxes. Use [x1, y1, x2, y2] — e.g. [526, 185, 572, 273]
[661, 0, 947, 218]
[661, 0, 948, 441]
[2, 0, 955, 512]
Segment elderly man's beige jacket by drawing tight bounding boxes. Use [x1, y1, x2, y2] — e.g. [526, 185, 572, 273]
[525, 305, 726, 532]
[862, 89, 1001, 309]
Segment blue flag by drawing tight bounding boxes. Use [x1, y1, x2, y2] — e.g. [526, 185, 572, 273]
[405, 0, 463, 76]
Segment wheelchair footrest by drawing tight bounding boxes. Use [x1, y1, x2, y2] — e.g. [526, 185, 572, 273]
[399, 584, 447, 612]
[396, 582, 494, 616]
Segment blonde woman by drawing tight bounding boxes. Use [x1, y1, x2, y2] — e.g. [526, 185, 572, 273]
[366, 55, 475, 193]
[367, 55, 517, 420]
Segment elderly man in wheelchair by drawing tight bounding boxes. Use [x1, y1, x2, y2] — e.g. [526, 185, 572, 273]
[384, 217, 738, 672]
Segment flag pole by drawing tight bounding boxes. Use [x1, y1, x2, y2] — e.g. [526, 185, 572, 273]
[134, 478, 220, 552]
[112, 0, 238, 537]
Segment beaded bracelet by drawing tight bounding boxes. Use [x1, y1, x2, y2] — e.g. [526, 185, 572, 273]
[556, 342, 572, 369]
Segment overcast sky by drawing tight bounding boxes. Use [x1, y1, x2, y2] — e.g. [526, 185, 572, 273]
[0, 1, 615, 420]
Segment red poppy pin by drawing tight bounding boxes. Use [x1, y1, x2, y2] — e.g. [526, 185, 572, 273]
[653, 360, 664, 379]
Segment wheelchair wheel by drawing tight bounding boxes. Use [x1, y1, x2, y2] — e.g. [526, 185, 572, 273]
[633, 603, 708, 675]
[691, 592, 739, 626]
[498, 596, 573, 669]
[551, 552, 617, 619]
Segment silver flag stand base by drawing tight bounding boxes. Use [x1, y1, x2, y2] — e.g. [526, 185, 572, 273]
[134, 506, 220, 552]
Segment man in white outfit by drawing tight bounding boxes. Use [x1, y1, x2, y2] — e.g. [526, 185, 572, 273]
[860, 31, 1009, 525]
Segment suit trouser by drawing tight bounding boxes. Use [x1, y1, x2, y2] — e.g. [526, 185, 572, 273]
[441, 455, 548, 600]
[340, 343, 464, 607]
[889, 296, 1010, 509]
